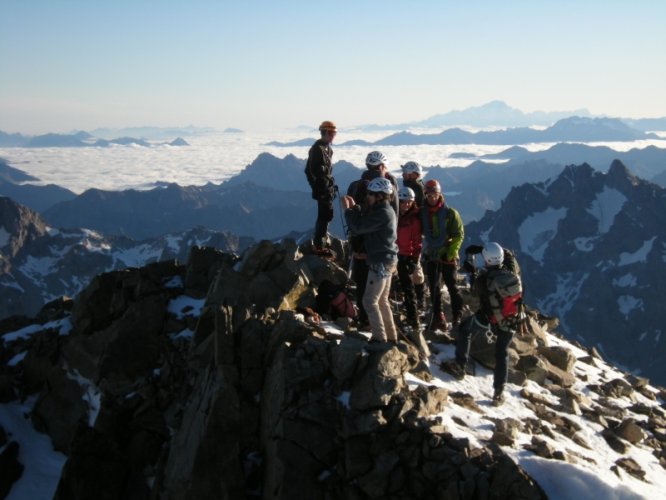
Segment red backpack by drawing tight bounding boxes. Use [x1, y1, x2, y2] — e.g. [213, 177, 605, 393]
[315, 280, 357, 319]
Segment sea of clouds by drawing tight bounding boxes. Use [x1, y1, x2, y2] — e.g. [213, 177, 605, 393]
[1, 129, 666, 194]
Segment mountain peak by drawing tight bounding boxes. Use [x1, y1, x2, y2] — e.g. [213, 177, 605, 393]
[607, 159, 638, 186]
[0, 196, 47, 260]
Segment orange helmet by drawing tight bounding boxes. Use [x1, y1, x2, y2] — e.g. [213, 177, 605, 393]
[318, 120, 337, 132]
[424, 179, 441, 193]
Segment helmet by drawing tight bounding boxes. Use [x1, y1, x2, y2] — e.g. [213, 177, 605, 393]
[424, 179, 441, 193]
[401, 161, 422, 175]
[319, 120, 337, 132]
[365, 151, 387, 168]
[367, 177, 394, 195]
[398, 186, 415, 201]
[482, 242, 504, 267]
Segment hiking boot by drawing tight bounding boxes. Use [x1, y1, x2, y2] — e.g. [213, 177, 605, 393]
[440, 359, 465, 380]
[429, 312, 448, 332]
[491, 390, 505, 407]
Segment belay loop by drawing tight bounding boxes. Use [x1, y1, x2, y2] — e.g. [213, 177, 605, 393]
[472, 315, 496, 344]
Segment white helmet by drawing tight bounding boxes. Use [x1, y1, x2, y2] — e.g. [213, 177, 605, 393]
[365, 151, 387, 168]
[367, 177, 394, 195]
[482, 242, 504, 267]
[401, 161, 422, 175]
[398, 186, 415, 201]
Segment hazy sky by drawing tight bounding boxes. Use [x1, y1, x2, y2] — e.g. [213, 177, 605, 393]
[1, 0, 665, 134]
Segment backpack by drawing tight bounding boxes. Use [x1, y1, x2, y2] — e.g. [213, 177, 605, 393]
[315, 280, 357, 319]
[485, 266, 523, 325]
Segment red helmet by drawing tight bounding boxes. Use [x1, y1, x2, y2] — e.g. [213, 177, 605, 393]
[424, 179, 441, 193]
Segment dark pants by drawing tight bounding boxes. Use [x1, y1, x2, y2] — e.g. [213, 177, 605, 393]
[352, 258, 369, 323]
[455, 314, 514, 393]
[314, 198, 333, 247]
[397, 258, 418, 325]
[425, 260, 463, 321]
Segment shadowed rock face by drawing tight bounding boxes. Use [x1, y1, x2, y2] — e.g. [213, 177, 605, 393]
[8, 237, 666, 498]
[1, 239, 553, 499]
[464, 160, 666, 386]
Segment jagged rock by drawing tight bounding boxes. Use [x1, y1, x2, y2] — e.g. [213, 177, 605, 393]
[626, 374, 650, 389]
[614, 418, 646, 444]
[492, 418, 522, 447]
[65, 293, 167, 393]
[184, 245, 235, 296]
[450, 391, 483, 413]
[526, 436, 556, 459]
[54, 424, 136, 500]
[602, 429, 629, 454]
[537, 345, 575, 372]
[31, 367, 88, 452]
[612, 457, 646, 481]
[0, 441, 24, 498]
[349, 345, 409, 410]
[515, 354, 575, 388]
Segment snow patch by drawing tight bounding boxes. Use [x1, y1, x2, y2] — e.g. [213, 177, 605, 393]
[613, 273, 637, 288]
[617, 295, 643, 317]
[0, 397, 67, 500]
[518, 207, 567, 263]
[2, 317, 73, 343]
[0, 227, 10, 247]
[167, 296, 205, 319]
[163, 275, 184, 288]
[67, 369, 102, 426]
[618, 237, 656, 266]
[586, 187, 627, 234]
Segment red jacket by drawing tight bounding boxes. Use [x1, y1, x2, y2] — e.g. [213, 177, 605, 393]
[397, 206, 422, 258]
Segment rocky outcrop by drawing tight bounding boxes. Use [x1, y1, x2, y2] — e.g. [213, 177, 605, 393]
[4, 239, 666, 498]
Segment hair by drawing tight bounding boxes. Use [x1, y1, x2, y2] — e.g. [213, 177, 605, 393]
[370, 192, 390, 203]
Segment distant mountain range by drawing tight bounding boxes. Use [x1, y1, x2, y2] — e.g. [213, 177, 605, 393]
[352, 100, 666, 131]
[464, 160, 666, 385]
[3, 144, 666, 237]
[0, 130, 190, 148]
[0, 196, 252, 318]
[272, 117, 664, 147]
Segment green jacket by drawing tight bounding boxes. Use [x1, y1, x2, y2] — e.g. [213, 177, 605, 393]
[421, 203, 464, 261]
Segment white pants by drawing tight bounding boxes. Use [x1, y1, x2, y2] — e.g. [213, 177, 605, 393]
[363, 262, 398, 342]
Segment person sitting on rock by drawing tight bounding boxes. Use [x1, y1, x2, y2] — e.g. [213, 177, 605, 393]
[441, 242, 523, 406]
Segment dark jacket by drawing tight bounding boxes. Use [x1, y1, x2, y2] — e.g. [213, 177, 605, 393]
[345, 201, 398, 267]
[305, 138, 334, 200]
[346, 170, 398, 254]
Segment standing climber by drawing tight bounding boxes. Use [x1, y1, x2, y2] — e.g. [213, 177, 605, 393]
[422, 179, 464, 331]
[305, 120, 337, 255]
[396, 186, 423, 330]
[342, 177, 399, 343]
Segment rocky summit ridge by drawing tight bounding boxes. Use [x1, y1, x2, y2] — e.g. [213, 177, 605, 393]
[1, 239, 665, 499]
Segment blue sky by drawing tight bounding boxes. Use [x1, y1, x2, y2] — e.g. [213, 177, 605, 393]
[1, 0, 665, 134]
